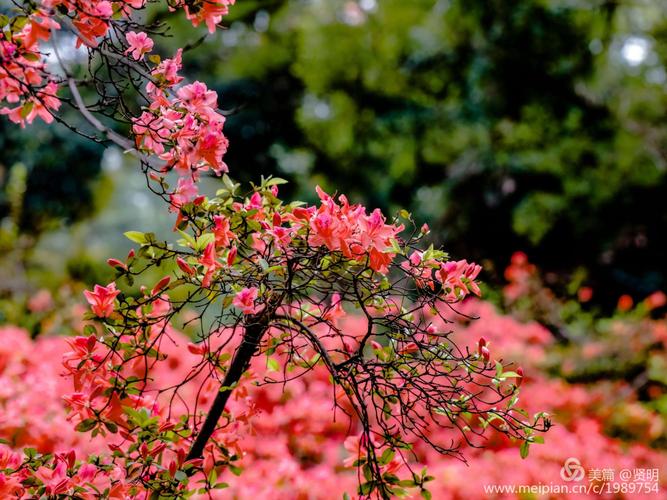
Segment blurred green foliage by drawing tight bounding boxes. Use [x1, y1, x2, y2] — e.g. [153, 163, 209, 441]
[165, 0, 667, 308]
[0, 120, 105, 320]
[0, 120, 103, 234]
[1, 0, 666, 311]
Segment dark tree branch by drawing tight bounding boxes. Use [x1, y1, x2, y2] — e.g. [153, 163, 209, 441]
[185, 313, 270, 461]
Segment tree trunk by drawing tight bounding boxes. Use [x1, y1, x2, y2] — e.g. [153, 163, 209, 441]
[185, 316, 268, 461]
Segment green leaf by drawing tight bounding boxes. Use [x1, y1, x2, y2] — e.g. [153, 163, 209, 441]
[266, 357, 280, 372]
[359, 481, 374, 495]
[379, 448, 395, 465]
[398, 479, 416, 487]
[520, 440, 530, 459]
[22, 52, 41, 62]
[264, 177, 289, 187]
[20, 101, 34, 119]
[264, 264, 285, 275]
[104, 421, 118, 433]
[177, 229, 196, 247]
[75, 418, 97, 432]
[124, 231, 148, 245]
[208, 468, 218, 484]
[195, 233, 215, 251]
[495, 361, 503, 378]
[222, 174, 239, 193]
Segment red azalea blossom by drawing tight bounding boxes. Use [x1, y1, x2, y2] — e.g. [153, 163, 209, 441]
[83, 282, 120, 318]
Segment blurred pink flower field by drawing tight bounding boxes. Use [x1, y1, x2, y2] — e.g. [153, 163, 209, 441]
[2, 294, 665, 498]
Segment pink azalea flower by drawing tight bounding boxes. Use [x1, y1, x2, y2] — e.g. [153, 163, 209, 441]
[83, 282, 120, 318]
[213, 215, 235, 247]
[170, 176, 199, 209]
[183, 0, 235, 33]
[34, 461, 69, 496]
[198, 242, 222, 288]
[176, 81, 218, 114]
[233, 287, 260, 315]
[125, 31, 154, 60]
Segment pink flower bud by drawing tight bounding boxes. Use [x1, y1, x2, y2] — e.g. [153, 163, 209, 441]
[646, 291, 667, 310]
[480, 345, 490, 363]
[577, 286, 593, 303]
[477, 337, 487, 355]
[107, 258, 127, 270]
[408, 251, 422, 266]
[86, 334, 97, 352]
[176, 257, 195, 275]
[151, 276, 171, 295]
[66, 449, 76, 469]
[400, 342, 419, 354]
[187, 342, 206, 355]
[150, 442, 166, 457]
[159, 421, 176, 433]
[293, 207, 311, 220]
[227, 246, 237, 266]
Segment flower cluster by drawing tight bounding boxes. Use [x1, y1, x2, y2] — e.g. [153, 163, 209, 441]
[133, 55, 230, 207]
[178, 0, 236, 33]
[0, 10, 61, 127]
[402, 249, 482, 301]
[154, 181, 483, 307]
[298, 186, 404, 274]
[0, 0, 235, 128]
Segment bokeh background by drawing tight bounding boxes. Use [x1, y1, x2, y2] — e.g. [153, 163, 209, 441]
[2, 0, 667, 497]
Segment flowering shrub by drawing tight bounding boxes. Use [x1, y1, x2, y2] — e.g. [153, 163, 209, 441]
[1, 297, 665, 498]
[47, 176, 544, 498]
[501, 252, 667, 451]
[0, 1, 552, 498]
[0, 0, 234, 125]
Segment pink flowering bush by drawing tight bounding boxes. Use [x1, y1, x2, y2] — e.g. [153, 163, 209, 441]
[0, 0, 234, 125]
[1, 293, 665, 498]
[501, 252, 667, 448]
[9, 0, 650, 498]
[1, 0, 552, 493]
